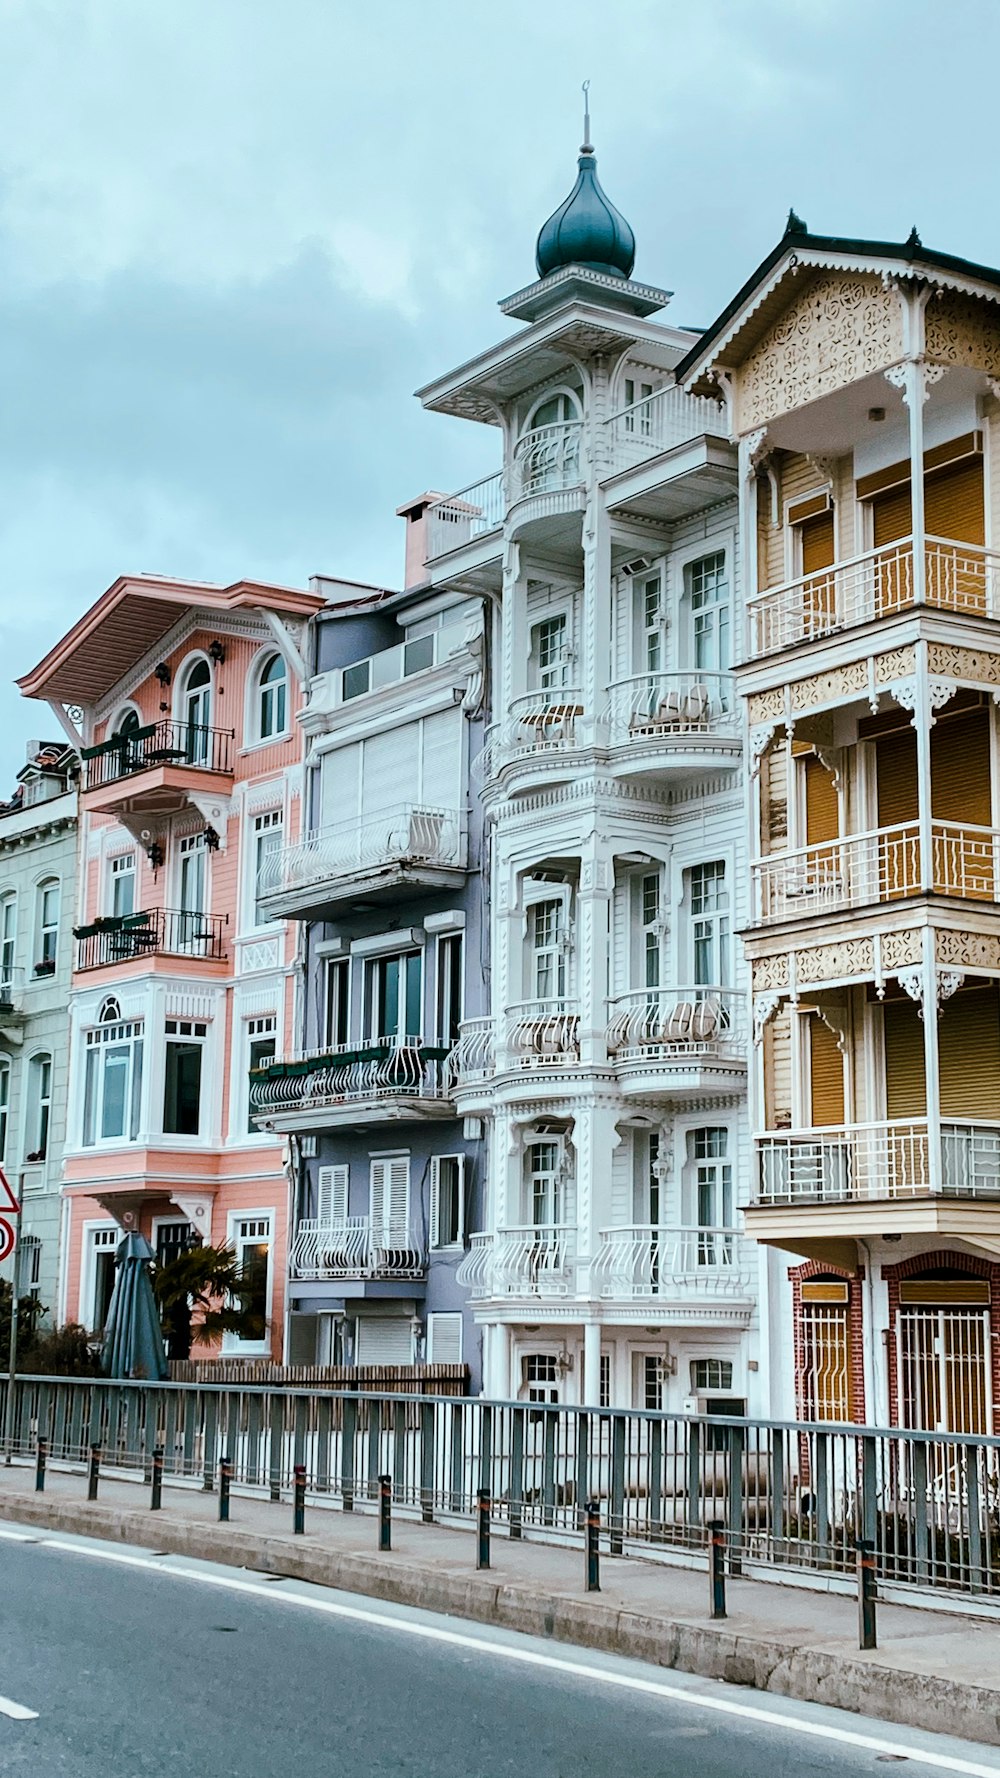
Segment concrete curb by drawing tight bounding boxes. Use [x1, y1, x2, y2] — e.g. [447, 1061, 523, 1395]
[6, 1490, 999, 1747]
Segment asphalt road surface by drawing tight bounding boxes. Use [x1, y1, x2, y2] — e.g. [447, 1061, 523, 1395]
[1, 1525, 999, 1778]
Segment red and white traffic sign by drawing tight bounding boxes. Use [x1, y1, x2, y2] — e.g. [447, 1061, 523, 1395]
[0, 1219, 14, 1264]
[0, 1167, 19, 1217]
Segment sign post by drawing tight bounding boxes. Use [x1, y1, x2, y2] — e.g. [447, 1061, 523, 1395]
[0, 1167, 23, 1466]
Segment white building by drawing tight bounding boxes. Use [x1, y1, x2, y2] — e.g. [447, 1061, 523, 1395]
[411, 125, 769, 1415]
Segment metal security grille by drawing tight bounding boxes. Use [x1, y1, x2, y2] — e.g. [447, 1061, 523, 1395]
[801, 1301, 850, 1422]
[897, 1306, 991, 1435]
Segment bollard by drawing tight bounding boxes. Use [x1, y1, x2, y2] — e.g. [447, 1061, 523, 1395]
[585, 1498, 601, 1593]
[856, 1537, 877, 1650]
[378, 1472, 392, 1552]
[150, 1444, 164, 1511]
[708, 1519, 727, 1620]
[293, 1464, 306, 1535]
[476, 1487, 491, 1571]
[35, 1436, 47, 1494]
[87, 1442, 101, 1502]
[219, 1453, 232, 1523]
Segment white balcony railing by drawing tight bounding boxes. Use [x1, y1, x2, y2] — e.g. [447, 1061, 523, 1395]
[259, 805, 465, 903]
[456, 1226, 577, 1299]
[753, 820, 1000, 923]
[603, 672, 738, 749]
[747, 534, 1000, 657]
[754, 1119, 1000, 1205]
[250, 1037, 452, 1118]
[0, 968, 25, 1015]
[602, 383, 728, 471]
[474, 690, 586, 783]
[592, 1226, 753, 1299]
[606, 986, 745, 1062]
[504, 999, 580, 1067]
[510, 421, 583, 502]
[424, 472, 504, 562]
[291, 1216, 425, 1280]
[446, 1016, 495, 1089]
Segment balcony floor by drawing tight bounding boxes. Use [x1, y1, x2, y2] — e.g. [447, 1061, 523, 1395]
[259, 861, 467, 923]
[746, 1197, 1000, 1262]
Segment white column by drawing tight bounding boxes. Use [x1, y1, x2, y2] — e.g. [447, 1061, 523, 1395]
[576, 837, 613, 1066]
[914, 638, 934, 895]
[921, 925, 942, 1195]
[583, 1320, 602, 1408]
[580, 486, 612, 735]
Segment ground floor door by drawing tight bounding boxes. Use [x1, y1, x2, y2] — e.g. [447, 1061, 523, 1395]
[896, 1303, 991, 1434]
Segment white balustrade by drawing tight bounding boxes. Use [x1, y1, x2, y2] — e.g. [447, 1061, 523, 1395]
[259, 804, 465, 902]
[754, 821, 1000, 923]
[510, 421, 583, 501]
[250, 1037, 452, 1117]
[606, 986, 744, 1059]
[504, 999, 580, 1067]
[603, 383, 728, 470]
[754, 1119, 1000, 1204]
[447, 1017, 495, 1088]
[603, 671, 738, 748]
[291, 1215, 424, 1280]
[424, 472, 504, 561]
[747, 535, 1000, 658]
[473, 691, 586, 783]
[457, 1226, 577, 1299]
[592, 1226, 752, 1299]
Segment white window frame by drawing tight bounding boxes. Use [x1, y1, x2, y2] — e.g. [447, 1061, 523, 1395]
[82, 1016, 144, 1148]
[247, 807, 283, 931]
[683, 859, 731, 989]
[364, 948, 422, 1042]
[35, 877, 60, 973]
[108, 850, 137, 920]
[425, 1311, 463, 1364]
[430, 1153, 465, 1250]
[526, 1138, 565, 1227]
[0, 1057, 10, 1163]
[242, 1012, 278, 1138]
[81, 1221, 119, 1334]
[369, 1154, 410, 1245]
[175, 653, 214, 759]
[316, 1164, 349, 1226]
[26, 1051, 51, 1162]
[253, 651, 289, 746]
[0, 892, 17, 987]
[161, 1017, 208, 1140]
[221, 1208, 274, 1357]
[633, 569, 666, 676]
[528, 611, 571, 694]
[684, 1125, 735, 1243]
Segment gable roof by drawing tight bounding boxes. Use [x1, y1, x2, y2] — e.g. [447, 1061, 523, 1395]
[674, 226, 1000, 395]
[18, 574, 326, 707]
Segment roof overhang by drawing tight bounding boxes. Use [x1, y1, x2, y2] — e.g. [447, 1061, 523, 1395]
[675, 231, 1000, 398]
[416, 301, 695, 423]
[18, 575, 325, 708]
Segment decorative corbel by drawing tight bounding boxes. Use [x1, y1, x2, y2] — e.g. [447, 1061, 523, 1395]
[937, 970, 964, 1009]
[753, 992, 783, 1045]
[749, 722, 778, 776]
[896, 968, 925, 1017]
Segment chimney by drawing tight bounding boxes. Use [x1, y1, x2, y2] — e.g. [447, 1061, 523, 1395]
[396, 492, 447, 589]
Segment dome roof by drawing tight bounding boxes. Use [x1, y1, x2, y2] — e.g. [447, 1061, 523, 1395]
[535, 137, 636, 282]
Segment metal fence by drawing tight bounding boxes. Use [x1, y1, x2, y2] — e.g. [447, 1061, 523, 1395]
[6, 1376, 1000, 1609]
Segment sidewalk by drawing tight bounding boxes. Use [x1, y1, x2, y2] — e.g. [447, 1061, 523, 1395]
[1, 1462, 998, 1746]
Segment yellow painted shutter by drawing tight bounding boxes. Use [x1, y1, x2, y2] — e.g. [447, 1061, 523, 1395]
[939, 985, 1000, 1119]
[883, 1000, 927, 1118]
[924, 460, 985, 546]
[805, 755, 839, 845]
[809, 1014, 845, 1127]
[876, 729, 919, 827]
[872, 484, 912, 546]
[931, 707, 991, 825]
[800, 511, 835, 573]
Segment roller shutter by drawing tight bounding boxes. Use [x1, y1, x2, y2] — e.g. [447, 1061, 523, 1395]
[925, 460, 984, 545]
[883, 1000, 927, 1118]
[805, 755, 839, 845]
[931, 707, 991, 825]
[419, 707, 461, 807]
[809, 1014, 845, 1127]
[939, 986, 1000, 1119]
[876, 729, 919, 827]
[355, 1317, 415, 1365]
[872, 484, 912, 547]
[800, 511, 835, 572]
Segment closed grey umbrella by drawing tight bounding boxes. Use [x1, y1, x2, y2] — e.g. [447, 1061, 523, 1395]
[100, 1232, 168, 1381]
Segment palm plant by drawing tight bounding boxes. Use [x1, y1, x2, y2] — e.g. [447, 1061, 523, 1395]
[152, 1242, 264, 1362]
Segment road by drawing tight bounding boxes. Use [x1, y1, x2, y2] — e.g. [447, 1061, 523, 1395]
[0, 1525, 999, 1778]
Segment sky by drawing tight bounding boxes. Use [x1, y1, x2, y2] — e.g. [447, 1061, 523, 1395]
[2, 0, 1000, 780]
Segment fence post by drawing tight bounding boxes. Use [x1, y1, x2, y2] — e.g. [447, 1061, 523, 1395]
[709, 1519, 727, 1619]
[293, 1463, 306, 1535]
[35, 1435, 47, 1493]
[219, 1452, 232, 1523]
[87, 1442, 101, 1502]
[419, 1401, 436, 1524]
[585, 1497, 601, 1592]
[150, 1444, 164, 1511]
[378, 1472, 392, 1551]
[856, 1537, 877, 1649]
[476, 1487, 491, 1571]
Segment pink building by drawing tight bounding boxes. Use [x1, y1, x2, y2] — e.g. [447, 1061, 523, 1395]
[18, 574, 324, 1361]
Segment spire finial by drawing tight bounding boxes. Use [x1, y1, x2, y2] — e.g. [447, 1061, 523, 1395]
[581, 78, 592, 153]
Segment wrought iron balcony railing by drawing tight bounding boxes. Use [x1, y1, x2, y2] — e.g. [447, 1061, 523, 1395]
[250, 1036, 453, 1118]
[456, 1226, 577, 1299]
[82, 720, 234, 790]
[258, 805, 465, 904]
[510, 421, 583, 502]
[291, 1215, 425, 1281]
[603, 671, 738, 748]
[75, 907, 228, 969]
[592, 1226, 753, 1299]
[606, 986, 745, 1062]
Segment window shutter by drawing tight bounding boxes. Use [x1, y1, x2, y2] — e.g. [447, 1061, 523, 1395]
[426, 1312, 463, 1364]
[321, 743, 360, 829]
[931, 706, 991, 827]
[362, 728, 402, 817]
[809, 1014, 845, 1127]
[804, 755, 839, 846]
[370, 1156, 409, 1242]
[939, 986, 1000, 1119]
[355, 1317, 414, 1365]
[876, 729, 919, 828]
[419, 708, 460, 809]
[429, 1156, 441, 1249]
[800, 510, 835, 574]
[871, 484, 912, 547]
[883, 1000, 927, 1118]
[317, 1165, 348, 1225]
[925, 460, 985, 546]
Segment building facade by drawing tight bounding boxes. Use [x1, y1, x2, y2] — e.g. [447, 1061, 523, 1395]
[18, 575, 324, 1358]
[0, 743, 77, 1318]
[406, 134, 767, 1413]
[678, 216, 1000, 1433]
[254, 570, 488, 1386]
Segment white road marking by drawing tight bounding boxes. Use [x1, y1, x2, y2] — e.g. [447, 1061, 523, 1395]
[0, 1696, 38, 1721]
[0, 1525, 998, 1777]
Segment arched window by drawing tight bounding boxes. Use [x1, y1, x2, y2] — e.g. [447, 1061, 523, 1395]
[99, 996, 122, 1023]
[257, 653, 287, 741]
[35, 878, 59, 976]
[113, 706, 141, 737]
[26, 1052, 51, 1161]
[519, 390, 582, 496]
[180, 658, 212, 764]
[0, 893, 16, 992]
[526, 389, 581, 433]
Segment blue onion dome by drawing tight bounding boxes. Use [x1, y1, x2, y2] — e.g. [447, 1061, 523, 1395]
[535, 117, 635, 281]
